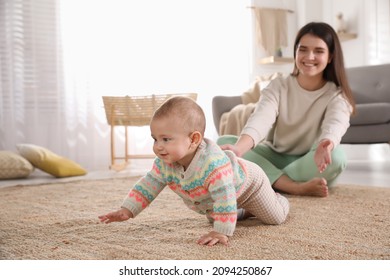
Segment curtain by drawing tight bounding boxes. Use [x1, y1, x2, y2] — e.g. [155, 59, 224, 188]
[367, 0, 390, 64]
[0, 0, 250, 171]
[0, 0, 70, 161]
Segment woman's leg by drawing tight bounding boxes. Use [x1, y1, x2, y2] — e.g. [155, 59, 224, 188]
[272, 175, 328, 197]
[217, 135, 347, 197]
[273, 145, 347, 197]
[283, 145, 347, 184]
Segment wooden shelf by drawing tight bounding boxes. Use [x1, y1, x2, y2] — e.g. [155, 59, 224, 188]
[259, 56, 294, 65]
[338, 32, 357, 42]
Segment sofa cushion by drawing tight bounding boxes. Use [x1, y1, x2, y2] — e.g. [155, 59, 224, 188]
[350, 103, 390, 125]
[16, 144, 87, 178]
[0, 151, 34, 179]
[347, 64, 390, 104]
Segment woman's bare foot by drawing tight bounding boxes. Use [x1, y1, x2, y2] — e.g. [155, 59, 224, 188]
[273, 175, 328, 197]
[296, 178, 328, 197]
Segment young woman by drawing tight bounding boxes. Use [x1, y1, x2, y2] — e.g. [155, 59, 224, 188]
[218, 22, 356, 197]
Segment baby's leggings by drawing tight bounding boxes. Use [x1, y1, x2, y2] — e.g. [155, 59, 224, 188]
[237, 160, 289, 225]
[217, 135, 347, 187]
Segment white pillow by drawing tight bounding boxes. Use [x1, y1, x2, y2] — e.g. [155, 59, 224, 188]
[0, 151, 34, 179]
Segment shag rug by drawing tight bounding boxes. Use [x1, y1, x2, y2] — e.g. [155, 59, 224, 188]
[0, 177, 389, 260]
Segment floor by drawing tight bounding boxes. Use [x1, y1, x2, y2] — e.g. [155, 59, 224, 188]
[0, 144, 389, 189]
[337, 143, 389, 188]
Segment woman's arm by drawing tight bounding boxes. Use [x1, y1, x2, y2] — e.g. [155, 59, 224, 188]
[320, 94, 351, 146]
[219, 134, 255, 157]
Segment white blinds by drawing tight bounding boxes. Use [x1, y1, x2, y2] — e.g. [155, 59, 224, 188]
[367, 0, 390, 64]
[0, 0, 63, 148]
[0, 0, 111, 170]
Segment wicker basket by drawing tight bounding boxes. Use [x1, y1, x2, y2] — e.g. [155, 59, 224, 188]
[102, 93, 198, 170]
[103, 93, 197, 126]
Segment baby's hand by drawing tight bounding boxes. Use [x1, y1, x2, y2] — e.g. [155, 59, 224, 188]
[197, 231, 229, 246]
[98, 208, 133, 224]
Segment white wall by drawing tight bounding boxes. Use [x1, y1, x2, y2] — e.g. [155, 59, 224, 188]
[251, 0, 385, 79]
[323, 0, 367, 67]
[300, 0, 390, 67]
[250, 0, 298, 78]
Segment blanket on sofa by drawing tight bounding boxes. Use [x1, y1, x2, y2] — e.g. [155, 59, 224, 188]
[219, 73, 283, 136]
[219, 82, 259, 135]
[219, 103, 256, 136]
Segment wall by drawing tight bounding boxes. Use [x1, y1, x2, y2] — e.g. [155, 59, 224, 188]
[250, 0, 298, 78]
[323, 0, 367, 67]
[251, 0, 385, 79]
[309, 0, 389, 67]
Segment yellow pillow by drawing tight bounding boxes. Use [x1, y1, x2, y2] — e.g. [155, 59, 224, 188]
[16, 144, 87, 178]
[0, 151, 34, 179]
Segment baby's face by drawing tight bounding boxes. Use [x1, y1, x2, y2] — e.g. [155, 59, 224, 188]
[150, 117, 192, 166]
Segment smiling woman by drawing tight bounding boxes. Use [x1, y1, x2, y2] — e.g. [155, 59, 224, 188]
[217, 22, 355, 197]
[0, 0, 251, 170]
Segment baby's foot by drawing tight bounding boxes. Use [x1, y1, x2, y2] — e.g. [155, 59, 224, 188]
[298, 178, 328, 197]
[237, 208, 255, 220]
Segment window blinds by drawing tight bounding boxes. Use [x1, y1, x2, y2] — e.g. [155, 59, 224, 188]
[367, 0, 390, 64]
[0, 0, 63, 148]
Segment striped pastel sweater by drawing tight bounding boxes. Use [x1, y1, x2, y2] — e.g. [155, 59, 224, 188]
[121, 138, 249, 236]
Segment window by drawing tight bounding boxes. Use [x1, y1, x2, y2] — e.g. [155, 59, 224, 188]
[0, 0, 64, 150]
[367, 0, 390, 64]
[0, 0, 250, 170]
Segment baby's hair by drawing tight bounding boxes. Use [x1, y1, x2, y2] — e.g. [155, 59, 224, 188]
[152, 96, 206, 135]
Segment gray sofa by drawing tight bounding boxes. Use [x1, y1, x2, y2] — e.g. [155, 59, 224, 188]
[212, 63, 390, 144]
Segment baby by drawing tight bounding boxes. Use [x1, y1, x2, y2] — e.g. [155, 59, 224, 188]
[99, 96, 289, 246]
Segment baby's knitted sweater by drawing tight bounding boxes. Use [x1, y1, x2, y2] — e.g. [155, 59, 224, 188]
[121, 138, 249, 236]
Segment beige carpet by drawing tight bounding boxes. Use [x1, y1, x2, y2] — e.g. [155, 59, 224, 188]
[0, 177, 389, 260]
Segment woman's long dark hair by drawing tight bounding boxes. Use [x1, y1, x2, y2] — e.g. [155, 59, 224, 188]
[292, 22, 356, 114]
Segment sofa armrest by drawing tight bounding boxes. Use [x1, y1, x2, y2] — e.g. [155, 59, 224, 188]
[212, 95, 242, 134]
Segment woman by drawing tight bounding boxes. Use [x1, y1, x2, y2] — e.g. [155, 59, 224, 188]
[218, 22, 356, 197]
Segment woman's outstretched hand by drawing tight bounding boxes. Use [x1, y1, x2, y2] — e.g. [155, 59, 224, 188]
[314, 139, 334, 173]
[219, 134, 255, 158]
[219, 144, 243, 157]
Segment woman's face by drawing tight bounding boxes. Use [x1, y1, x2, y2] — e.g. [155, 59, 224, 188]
[295, 34, 331, 79]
